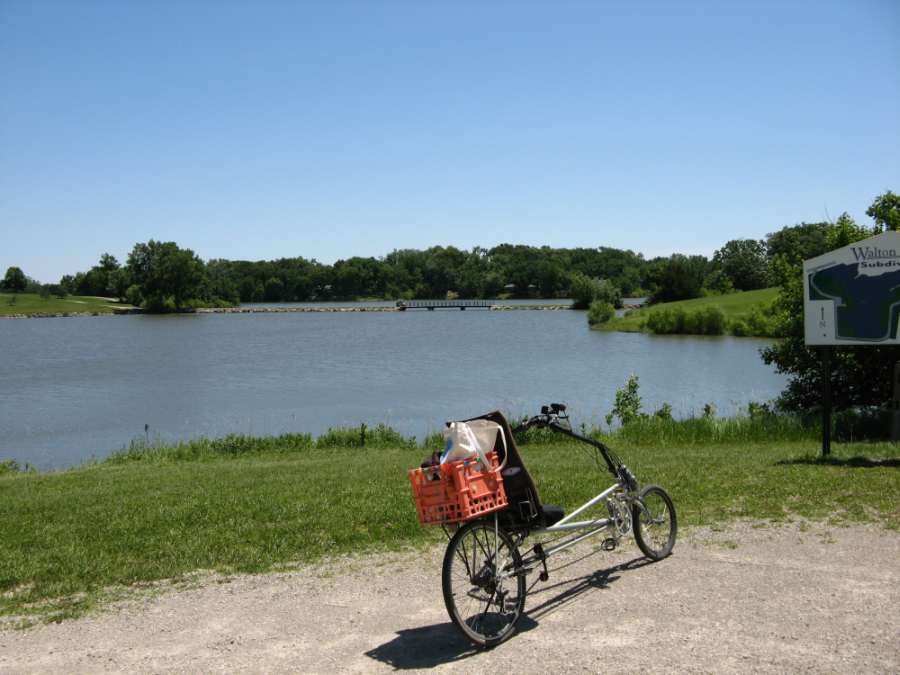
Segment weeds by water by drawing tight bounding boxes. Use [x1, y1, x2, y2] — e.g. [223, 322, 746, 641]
[100, 413, 821, 465]
[106, 424, 419, 464]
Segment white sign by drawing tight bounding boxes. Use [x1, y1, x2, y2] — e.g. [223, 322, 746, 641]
[803, 231, 900, 345]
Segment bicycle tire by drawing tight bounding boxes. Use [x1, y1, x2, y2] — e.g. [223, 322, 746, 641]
[441, 518, 526, 648]
[632, 485, 677, 560]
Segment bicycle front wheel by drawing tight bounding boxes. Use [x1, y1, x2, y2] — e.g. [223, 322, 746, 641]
[441, 518, 526, 648]
[632, 485, 677, 560]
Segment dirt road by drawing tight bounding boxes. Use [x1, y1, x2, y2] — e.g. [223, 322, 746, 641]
[2, 522, 898, 673]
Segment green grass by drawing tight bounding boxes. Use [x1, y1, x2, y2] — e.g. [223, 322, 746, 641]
[0, 293, 134, 317]
[1, 430, 897, 625]
[596, 287, 778, 334]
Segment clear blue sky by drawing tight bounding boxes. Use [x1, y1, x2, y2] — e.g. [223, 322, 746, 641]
[1, 0, 898, 283]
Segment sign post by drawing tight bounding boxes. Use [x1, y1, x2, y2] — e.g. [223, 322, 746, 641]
[803, 231, 900, 456]
[820, 347, 831, 456]
[892, 362, 900, 441]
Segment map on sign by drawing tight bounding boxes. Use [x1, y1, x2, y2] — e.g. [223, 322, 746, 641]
[803, 231, 900, 345]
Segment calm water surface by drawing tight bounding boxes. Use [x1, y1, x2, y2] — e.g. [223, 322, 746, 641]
[1, 310, 784, 469]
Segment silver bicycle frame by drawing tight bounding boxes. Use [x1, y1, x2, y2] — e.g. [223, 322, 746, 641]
[497, 480, 629, 578]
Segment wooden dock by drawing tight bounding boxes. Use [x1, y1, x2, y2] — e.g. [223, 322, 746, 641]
[396, 299, 492, 311]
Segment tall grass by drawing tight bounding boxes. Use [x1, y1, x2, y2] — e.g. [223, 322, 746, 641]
[96, 412, 861, 466]
[105, 424, 420, 464]
[598, 414, 814, 446]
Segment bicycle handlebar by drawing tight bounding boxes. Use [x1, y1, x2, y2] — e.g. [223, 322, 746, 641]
[513, 403, 635, 487]
[515, 402, 568, 431]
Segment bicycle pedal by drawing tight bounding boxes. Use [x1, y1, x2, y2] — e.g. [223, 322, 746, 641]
[539, 571, 549, 582]
[601, 538, 618, 551]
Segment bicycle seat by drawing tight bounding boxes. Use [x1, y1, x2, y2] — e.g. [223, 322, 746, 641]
[542, 504, 565, 527]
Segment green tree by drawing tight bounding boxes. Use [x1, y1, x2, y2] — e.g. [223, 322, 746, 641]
[125, 240, 213, 312]
[645, 255, 708, 303]
[596, 279, 622, 308]
[712, 239, 769, 291]
[765, 222, 831, 267]
[761, 210, 889, 411]
[2, 266, 27, 293]
[59, 274, 76, 295]
[569, 273, 602, 309]
[866, 190, 900, 232]
[605, 374, 644, 426]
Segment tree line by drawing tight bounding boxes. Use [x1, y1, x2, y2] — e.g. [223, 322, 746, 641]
[4, 190, 897, 315]
[18, 228, 817, 310]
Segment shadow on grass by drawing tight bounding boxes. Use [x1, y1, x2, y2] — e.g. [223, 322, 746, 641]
[776, 456, 900, 468]
[364, 553, 655, 669]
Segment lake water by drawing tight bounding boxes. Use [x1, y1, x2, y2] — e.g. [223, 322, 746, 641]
[0, 310, 785, 470]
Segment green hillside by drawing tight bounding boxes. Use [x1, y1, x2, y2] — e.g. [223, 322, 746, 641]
[0, 293, 134, 317]
[597, 288, 779, 334]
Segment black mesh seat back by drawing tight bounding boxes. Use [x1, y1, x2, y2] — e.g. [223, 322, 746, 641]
[461, 411, 544, 526]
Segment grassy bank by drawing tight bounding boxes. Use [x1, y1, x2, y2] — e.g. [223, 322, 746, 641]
[595, 287, 778, 335]
[1, 421, 897, 626]
[0, 293, 134, 317]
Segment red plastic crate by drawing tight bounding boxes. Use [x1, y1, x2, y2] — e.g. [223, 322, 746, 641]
[409, 451, 508, 525]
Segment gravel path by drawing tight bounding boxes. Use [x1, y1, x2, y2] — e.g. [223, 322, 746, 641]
[1, 521, 898, 673]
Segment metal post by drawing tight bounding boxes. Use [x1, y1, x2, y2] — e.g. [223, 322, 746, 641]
[821, 347, 832, 457]
[891, 362, 900, 441]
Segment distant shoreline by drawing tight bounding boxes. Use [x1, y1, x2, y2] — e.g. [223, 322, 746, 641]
[0, 303, 582, 319]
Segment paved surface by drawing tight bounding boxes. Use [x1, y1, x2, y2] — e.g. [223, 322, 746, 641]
[1, 521, 898, 673]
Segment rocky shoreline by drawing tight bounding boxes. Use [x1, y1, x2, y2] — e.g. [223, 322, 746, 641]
[1, 304, 582, 319]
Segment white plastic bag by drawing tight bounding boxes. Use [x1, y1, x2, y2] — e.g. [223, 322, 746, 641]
[440, 420, 504, 471]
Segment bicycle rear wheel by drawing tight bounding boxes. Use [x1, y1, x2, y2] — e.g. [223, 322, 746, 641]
[441, 518, 525, 648]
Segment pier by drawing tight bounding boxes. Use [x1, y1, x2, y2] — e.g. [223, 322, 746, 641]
[396, 299, 492, 311]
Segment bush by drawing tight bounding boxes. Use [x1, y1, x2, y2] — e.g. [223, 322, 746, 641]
[730, 318, 750, 337]
[729, 305, 778, 337]
[142, 294, 179, 313]
[833, 407, 892, 441]
[587, 301, 615, 325]
[654, 403, 674, 420]
[605, 374, 644, 426]
[125, 284, 143, 307]
[0, 459, 23, 475]
[699, 306, 726, 335]
[570, 273, 622, 310]
[645, 307, 725, 335]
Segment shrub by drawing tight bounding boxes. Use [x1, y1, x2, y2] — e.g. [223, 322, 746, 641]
[595, 279, 622, 308]
[833, 407, 891, 441]
[570, 273, 622, 309]
[125, 284, 143, 307]
[645, 306, 725, 335]
[0, 459, 22, 475]
[654, 403, 674, 420]
[605, 374, 644, 426]
[587, 301, 615, 325]
[730, 318, 749, 337]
